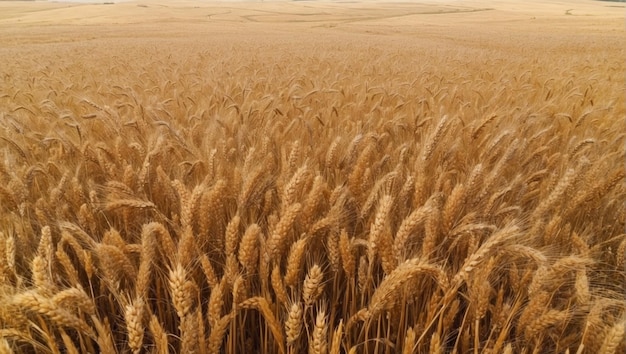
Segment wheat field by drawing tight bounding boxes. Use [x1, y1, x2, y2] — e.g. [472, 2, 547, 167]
[0, 0, 624, 353]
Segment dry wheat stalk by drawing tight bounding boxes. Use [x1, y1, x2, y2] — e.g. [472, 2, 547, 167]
[286, 301, 303, 346]
[239, 223, 261, 275]
[12, 291, 96, 338]
[403, 327, 416, 354]
[394, 201, 432, 261]
[208, 281, 225, 326]
[124, 297, 145, 354]
[451, 224, 519, 287]
[240, 297, 286, 354]
[339, 229, 356, 278]
[169, 263, 193, 318]
[330, 320, 343, 354]
[599, 319, 625, 354]
[208, 313, 234, 354]
[148, 315, 169, 354]
[367, 258, 446, 319]
[136, 222, 158, 298]
[271, 265, 289, 306]
[92, 315, 116, 354]
[429, 331, 442, 354]
[367, 195, 393, 279]
[51, 287, 95, 315]
[268, 203, 302, 260]
[310, 307, 328, 354]
[180, 311, 200, 354]
[302, 264, 324, 307]
[201, 254, 220, 289]
[284, 235, 309, 288]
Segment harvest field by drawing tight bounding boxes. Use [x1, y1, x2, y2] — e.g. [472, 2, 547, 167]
[0, 0, 624, 353]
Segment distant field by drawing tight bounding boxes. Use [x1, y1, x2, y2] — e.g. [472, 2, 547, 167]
[0, 1, 624, 353]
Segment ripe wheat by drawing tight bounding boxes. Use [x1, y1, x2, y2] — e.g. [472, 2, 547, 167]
[0, 4, 624, 352]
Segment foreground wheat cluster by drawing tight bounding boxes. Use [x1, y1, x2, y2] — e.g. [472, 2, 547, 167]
[0, 34, 624, 354]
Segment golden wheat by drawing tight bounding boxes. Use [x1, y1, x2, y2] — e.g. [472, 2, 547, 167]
[0, 1, 624, 352]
